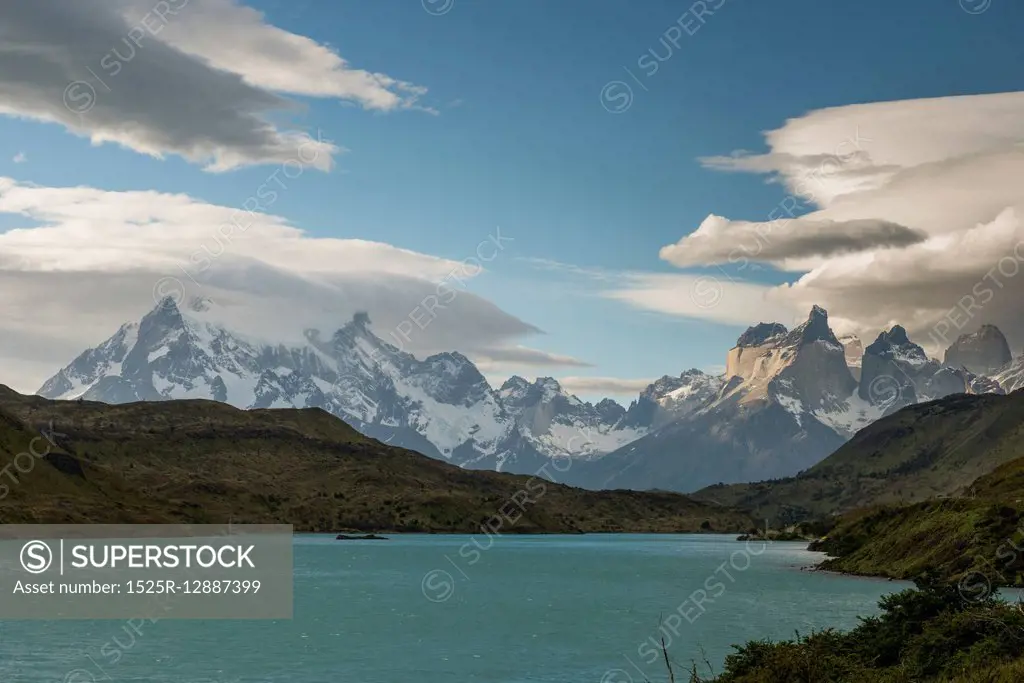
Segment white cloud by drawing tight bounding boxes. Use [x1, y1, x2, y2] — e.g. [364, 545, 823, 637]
[128, 0, 433, 113]
[470, 346, 591, 369]
[11, 152, 26, 164]
[0, 178, 563, 393]
[0, 0, 428, 171]
[558, 376, 653, 396]
[604, 273, 799, 327]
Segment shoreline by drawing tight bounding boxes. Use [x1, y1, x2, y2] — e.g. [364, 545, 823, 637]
[314, 529, 751, 536]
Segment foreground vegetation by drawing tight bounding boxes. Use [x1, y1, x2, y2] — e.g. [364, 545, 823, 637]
[684, 577, 1024, 682]
[0, 386, 751, 533]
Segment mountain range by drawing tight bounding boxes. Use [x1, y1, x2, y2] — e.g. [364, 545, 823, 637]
[37, 297, 1024, 492]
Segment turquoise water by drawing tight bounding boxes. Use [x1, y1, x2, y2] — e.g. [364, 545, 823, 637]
[0, 535, 907, 682]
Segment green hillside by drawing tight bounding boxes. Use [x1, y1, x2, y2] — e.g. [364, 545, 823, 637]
[694, 391, 1024, 524]
[0, 386, 751, 533]
[810, 452, 1024, 586]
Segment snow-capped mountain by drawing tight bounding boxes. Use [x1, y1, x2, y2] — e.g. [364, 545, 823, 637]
[37, 297, 642, 473]
[38, 298, 1024, 493]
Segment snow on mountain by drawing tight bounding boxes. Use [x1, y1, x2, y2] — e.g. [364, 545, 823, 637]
[620, 369, 724, 430]
[498, 376, 643, 459]
[994, 354, 1024, 393]
[37, 297, 643, 474]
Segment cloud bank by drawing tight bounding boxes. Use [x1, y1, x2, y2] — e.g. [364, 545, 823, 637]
[0, 0, 428, 171]
[0, 178, 583, 392]
[612, 91, 1024, 354]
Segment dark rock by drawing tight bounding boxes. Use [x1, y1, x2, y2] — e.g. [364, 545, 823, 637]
[736, 322, 788, 348]
[45, 452, 85, 477]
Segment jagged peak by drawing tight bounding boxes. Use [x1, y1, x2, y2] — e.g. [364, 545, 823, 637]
[886, 325, 910, 346]
[150, 295, 181, 314]
[866, 324, 926, 359]
[955, 323, 1007, 342]
[736, 322, 788, 348]
[534, 376, 562, 391]
[783, 305, 840, 347]
[141, 296, 186, 328]
[332, 312, 379, 345]
[500, 375, 530, 391]
[422, 350, 474, 369]
[943, 323, 1012, 374]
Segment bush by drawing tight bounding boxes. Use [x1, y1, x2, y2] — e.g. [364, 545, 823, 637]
[681, 576, 1024, 682]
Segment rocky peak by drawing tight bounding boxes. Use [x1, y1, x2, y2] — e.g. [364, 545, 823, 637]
[944, 325, 1012, 375]
[595, 398, 626, 424]
[498, 376, 572, 414]
[499, 375, 530, 393]
[623, 370, 722, 429]
[736, 322, 788, 348]
[857, 325, 933, 409]
[333, 312, 374, 343]
[642, 374, 688, 399]
[865, 325, 928, 364]
[535, 377, 562, 393]
[142, 296, 186, 329]
[772, 307, 857, 409]
[784, 305, 840, 347]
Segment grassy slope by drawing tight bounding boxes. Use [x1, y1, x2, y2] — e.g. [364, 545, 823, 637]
[693, 391, 1024, 524]
[812, 455, 1024, 585]
[0, 387, 752, 533]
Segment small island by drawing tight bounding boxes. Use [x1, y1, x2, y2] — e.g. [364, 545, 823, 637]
[335, 533, 389, 541]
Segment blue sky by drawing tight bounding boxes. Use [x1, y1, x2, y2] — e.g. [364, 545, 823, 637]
[1, 0, 1023, 401]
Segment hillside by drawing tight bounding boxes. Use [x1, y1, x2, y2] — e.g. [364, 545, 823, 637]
[810, 453, 1024, 585]
[0, 386, 751, 533]
[693, 390, 1024, 524]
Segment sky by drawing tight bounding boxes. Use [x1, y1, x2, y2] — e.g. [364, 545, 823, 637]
[1, 0, 1023, 403]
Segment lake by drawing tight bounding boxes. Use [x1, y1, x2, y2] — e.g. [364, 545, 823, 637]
[0, 534, 907, 682]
